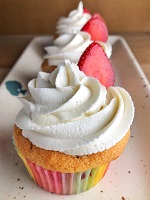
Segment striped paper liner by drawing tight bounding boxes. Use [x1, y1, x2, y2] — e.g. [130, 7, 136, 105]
[24, 158, 109, 195]
[13, 141, 110, 195]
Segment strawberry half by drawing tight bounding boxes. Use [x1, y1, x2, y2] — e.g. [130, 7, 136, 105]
[78, 42, 115, 88]
[83, 8, 91, 15]
[81, 13, 108, 42]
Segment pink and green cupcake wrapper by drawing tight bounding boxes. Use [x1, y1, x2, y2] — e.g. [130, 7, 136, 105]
[19, 155, 109, 194]
[27, 159, 109, 194]
[17, 147, 110, 195]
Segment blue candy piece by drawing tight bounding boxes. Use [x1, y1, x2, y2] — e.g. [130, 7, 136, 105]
[5, 81, 27, 96]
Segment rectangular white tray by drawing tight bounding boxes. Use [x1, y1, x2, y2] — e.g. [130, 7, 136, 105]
[0, 36, 150, 200]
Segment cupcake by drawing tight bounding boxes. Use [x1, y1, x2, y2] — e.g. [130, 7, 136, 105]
[56, 1, 92, 36]
[42, 3, 112, 73]
[13, 43, 134, 195]
[42, 31, 112, 73]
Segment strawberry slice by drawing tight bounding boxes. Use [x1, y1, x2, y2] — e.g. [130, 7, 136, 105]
[83, 8, 91, 15]
[78, 42, 115, 88]
[81, 13, 108, 42]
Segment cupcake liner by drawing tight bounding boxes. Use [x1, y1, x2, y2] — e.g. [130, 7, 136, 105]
[22, 157, 109, 195]
[14, 141, 109, 195]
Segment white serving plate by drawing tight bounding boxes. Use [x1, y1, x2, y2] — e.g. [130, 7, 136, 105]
[0, 36, 149, 200]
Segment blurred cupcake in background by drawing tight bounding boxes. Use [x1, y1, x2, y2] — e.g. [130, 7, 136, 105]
[42, 2, 112, 73]
[56, 1, 92, 35]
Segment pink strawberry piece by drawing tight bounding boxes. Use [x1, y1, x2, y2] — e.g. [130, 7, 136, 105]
[81, 13, 108, 42]
[78, 42, 115, 88]
[83, 8, 91, 15]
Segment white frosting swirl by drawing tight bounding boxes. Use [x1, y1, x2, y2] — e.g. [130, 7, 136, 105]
[56, 1, 91, 35]
[16, 60, 134, 156]
[44, 32, 112, 66]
